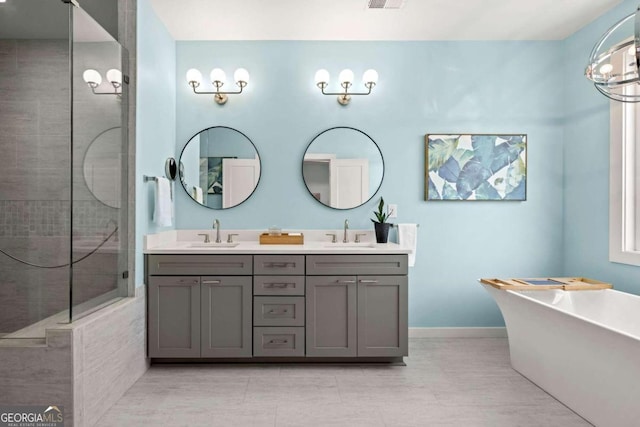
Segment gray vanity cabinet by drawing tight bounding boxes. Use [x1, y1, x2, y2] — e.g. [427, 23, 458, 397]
[306, 255, 408, 358]
[147, 253, 408, 361]
[146, 254, 253, 359]
[148, 276, 201, 358]
[201, 276, 252, 358]
[357, 275, 408, 357]
[305, 276, 357, 357]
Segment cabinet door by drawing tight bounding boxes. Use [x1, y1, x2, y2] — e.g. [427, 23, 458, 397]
[306, 276, 357, 357]
[148, 276, 201, 358]
[201, 276, 252, 358]
[357, 275, 408, 357]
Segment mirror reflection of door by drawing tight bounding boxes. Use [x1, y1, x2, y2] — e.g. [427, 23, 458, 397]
[302, 127, 383, 210]
[303, 154, 369, 209]
[330, 159, 369, 208]
[179, 126, 261, 209]
[222, 157, 261, 208]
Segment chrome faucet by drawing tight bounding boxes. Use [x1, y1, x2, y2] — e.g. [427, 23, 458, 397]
[213, 219, 222, 243]
[343, 219, 349, 243]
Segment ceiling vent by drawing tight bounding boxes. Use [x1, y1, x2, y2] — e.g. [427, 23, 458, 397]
[367, 0, 405, 9]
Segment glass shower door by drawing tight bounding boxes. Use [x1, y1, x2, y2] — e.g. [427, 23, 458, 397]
[70, 5, 129, 320]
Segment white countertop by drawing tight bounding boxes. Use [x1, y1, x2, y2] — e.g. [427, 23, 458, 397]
[144, 229, 411, 255]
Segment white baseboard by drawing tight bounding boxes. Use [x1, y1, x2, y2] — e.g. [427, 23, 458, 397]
[409, 327, 507, 338]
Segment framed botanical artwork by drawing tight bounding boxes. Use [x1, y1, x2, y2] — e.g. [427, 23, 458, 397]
[425, 134, 527, 201]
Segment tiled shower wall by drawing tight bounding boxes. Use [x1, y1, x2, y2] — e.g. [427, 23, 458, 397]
[0, 37, 123, 335]
[0, 39, 72, 334]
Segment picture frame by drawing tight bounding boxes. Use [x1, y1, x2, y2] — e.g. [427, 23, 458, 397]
[425, 134, 527, 201]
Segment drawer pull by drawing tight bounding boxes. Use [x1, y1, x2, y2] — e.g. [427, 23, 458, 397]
[265, 283, 292, 288]
[202, 280, 222, 284]
[359, 279, 379, 283]
[266, 262, 294, 268]
[177, 279, 199, 284]
[268, 339, 288, 344]
[268, 309, 289, 314]
[336, 280, 356, 284]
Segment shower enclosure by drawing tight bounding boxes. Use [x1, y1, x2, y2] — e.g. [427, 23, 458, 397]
[0, 0, 129, 340]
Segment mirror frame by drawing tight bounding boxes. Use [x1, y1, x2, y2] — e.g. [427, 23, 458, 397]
[178, 125, 262, 210]
[301, 126, 385, 210]
[82, 125, 123, 209]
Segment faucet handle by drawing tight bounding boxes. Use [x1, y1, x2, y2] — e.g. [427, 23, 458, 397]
[227, 233, 239, 243]
[325, 233, 337, 243]
[197, 233, 210, 243]
[355, 233, 367, 243]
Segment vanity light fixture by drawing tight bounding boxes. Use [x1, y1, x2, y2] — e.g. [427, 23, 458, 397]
[82, 68, 124, 95]
[585, 6, 640, 102]
[314, 68, 378, 105]
[185, 67, 250, 105]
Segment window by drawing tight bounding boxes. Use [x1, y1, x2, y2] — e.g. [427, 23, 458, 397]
[610, 61, 640, 265]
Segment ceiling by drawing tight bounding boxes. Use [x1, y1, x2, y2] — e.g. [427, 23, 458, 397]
[149, 0, 623, 41]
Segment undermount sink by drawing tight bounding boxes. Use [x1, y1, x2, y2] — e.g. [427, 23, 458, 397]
[188, 242, 240, 248]
[323, 243, 376, 248]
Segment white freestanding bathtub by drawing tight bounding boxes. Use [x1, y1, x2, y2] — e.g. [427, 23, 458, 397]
[482, 284, 640, 427]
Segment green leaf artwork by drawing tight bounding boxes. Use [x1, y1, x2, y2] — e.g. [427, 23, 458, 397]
[425, 134, 527, 201]
[427, 136, 459, 172]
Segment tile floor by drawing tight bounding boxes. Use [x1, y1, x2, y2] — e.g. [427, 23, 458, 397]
[96, 338, 591, 426]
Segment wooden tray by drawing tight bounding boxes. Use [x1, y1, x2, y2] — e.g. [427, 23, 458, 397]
[480, 277, 612, 291]
[259, 233, 304, 245]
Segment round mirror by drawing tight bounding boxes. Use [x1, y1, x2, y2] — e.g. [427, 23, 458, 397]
[179, 126, 261, 209]
[302, 127, 384, 209]
[83, 126, 122, 208]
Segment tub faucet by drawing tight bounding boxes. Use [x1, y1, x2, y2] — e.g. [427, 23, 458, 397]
[213, 219, 222, 243]
[343, 219, 349, 243]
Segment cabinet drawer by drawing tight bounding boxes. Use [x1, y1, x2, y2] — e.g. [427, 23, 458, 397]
[253, 327, 305, 357]
[147, 254, 252, 276]
[253, 276, 305, 296]
[254, 255, 305, 275]
[306, 255, 408, 276]
[253, 296, 305, 326]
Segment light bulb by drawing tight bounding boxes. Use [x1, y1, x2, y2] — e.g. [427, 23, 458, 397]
[338, 69, 354, 85]
[210, 68, 226, 84]
[233, 68, 250, 85]
[186, 68, 202, 85]
[314, 69, 330, 85]
[106, 68, 122, 85]
[599, 63, 614, 74]
[82, 69, 102, 86]
[362, 69, 378, 86]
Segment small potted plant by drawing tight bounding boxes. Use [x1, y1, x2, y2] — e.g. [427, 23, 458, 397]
[371, 197, 393, 243]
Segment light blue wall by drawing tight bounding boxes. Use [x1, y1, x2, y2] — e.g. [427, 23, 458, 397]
[135, 0, 176, 286]
[174, 41, 565, 327]
[563, 0, 640, 295]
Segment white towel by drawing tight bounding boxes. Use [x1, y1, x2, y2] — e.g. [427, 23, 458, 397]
[153, 177, 173, 227]
[398, 223, 418, 267]
[192, 186, 204, 203]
